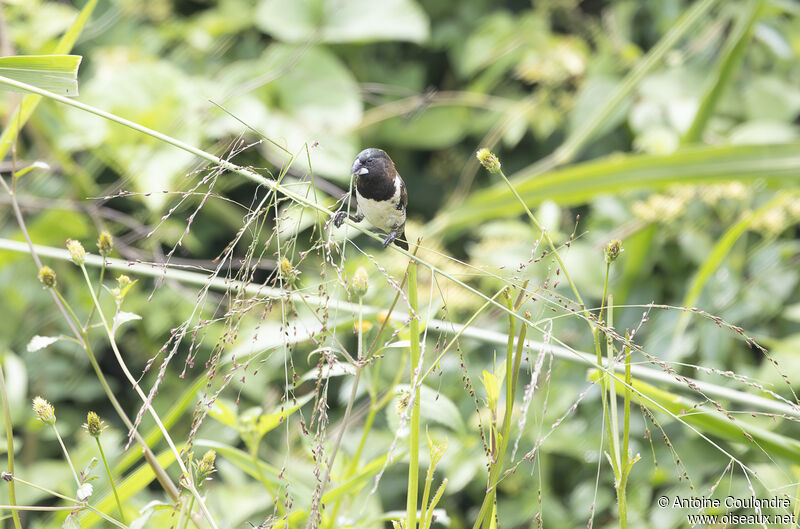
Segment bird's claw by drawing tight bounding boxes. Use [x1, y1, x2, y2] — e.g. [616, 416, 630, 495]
[382, 231, 397, 248]
[333, 210, 347, 228]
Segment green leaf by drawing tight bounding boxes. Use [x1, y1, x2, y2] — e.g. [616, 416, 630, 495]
[26, 335, 60, 352]
[671, 193, 792, 348]
[373, 106, 471, 149]
[255, 0, 429, 43]
[432, 142, 800, 237]
[0, 0, 98, 160]
[0, 55, 81, 96]
[683, 0, 765, 143]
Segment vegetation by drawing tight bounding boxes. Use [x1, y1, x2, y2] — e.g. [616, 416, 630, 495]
[1, 1, 799, 528]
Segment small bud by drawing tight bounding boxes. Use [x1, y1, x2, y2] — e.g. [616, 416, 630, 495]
[83, 411, 106, 438]
[351, 266, 369, 298]
[476, 148, 501, 174]
[66, 239, 85, 266]
[38, 266, 57, 288]
[604, 239, 623, 264]
[117, 275, 132, 288]
[97, 231, 113, 256]
[32, 396, 56, 426]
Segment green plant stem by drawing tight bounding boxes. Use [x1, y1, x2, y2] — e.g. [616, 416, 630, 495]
[180, 496, 196, 529]
[95, 438, 125, 524]
[1, 173, 180, 502]
[11, 475, 129, 529]
[77, 264, 215, 528]
[618, 335, 633, 529]
[85, 260, 106, 328]
[474, 297, 526, 529]
[406, 260, 422, 529]
[493, 168, 584, 309]
[52, 425, 79, 486]
[422, 479, 447, 529]
[0, 365, 22, 529]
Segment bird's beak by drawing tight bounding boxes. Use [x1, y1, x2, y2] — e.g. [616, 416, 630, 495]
[351, 159, 368, 176]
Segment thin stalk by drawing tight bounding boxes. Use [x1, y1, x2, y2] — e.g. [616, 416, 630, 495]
[11, 475, 129, 529]
[492, 167, 584, 309]
[474, 300, 526, 529]
[421, 479, 447, 529]
[406, 260, 421, 529]
[4, 237, 796, 420]
[0, 365, 22, 529]
[0, 176, 179, 501]
[95, 437, 125, 523]
[85, 260, 106, 328]
[618, 334, 634, 529]
[606, 296, 620, 470]
[307, 296, 368, 529]
[180, 496, 196, 529]
[52, 425, 79, 486]
[77, 264, 215, 527]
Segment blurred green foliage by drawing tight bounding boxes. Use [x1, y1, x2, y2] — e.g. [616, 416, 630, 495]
[1, 0, 800, 528]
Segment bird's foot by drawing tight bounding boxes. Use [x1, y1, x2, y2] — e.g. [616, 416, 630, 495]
[333, 210, 347, 228]
[382, 230, 397, 248]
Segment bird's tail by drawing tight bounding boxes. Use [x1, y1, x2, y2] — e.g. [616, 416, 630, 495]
[394, 230, 409, 251]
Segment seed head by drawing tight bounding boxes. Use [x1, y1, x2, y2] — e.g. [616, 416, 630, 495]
[32, 396, 56, 426]
[476, 148, 501, 174]
[38, 266, 57, 288]
[83, 411, 106, 438]
[351, 266, 369, 298]
[604, 239, 623, 264]
[66, 239, 85, 266]
[279, 257, 299, 285]
[195, 450, 217, 483]
[97, 231, 113, 256]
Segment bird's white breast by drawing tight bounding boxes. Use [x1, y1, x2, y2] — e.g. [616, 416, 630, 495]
[356, 176, 405, 231]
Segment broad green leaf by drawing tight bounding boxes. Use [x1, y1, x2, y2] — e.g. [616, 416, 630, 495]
[214, 44, 362, 180]
[0, 55, 81, 96]
[432, 142, 800, 237]
[0, 0, 98, 159]
[373, 106, 472, 149]
[255, 0, 429, 43]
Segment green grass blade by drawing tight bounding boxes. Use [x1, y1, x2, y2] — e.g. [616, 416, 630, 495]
[595, 372, 800, 465]
[0, 55, 81, 96]
[432, 143, 800, 237]
[683, 0, 765, 143]
[0, 0, 98, 159]
[555, 0, 719, 162]
[671, 193, 792, 347]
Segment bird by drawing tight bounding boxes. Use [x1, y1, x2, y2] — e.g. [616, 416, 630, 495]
[333, 148, 408, 251]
